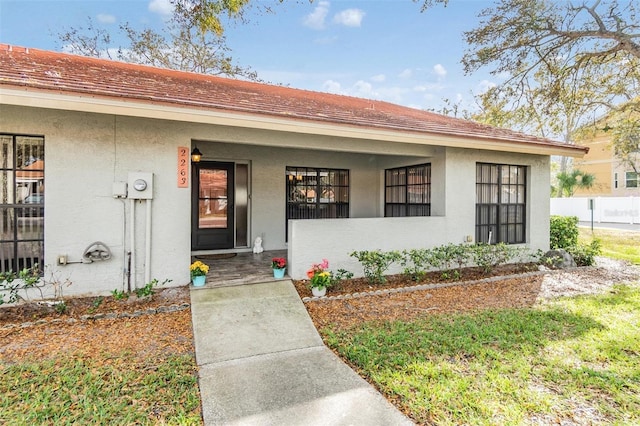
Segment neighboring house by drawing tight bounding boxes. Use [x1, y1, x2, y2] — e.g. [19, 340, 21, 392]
[0, 45, 588, 297]
[574, 125, 639, 197]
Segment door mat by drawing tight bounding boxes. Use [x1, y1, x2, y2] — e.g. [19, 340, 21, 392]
[194, 253, 238, 260]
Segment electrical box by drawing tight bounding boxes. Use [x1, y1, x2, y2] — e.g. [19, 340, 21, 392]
[112, 181, 127, 198]
[127, 172, 154, 200]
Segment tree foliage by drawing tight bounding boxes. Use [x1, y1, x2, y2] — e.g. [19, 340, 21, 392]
[179, 0, 449, 33]
[119, 20, 258, 79]
[58, 17, 116, 60]
[554, 169, 596, 197]
[58, 11, 258, 80]
[464, 0, 640, 166]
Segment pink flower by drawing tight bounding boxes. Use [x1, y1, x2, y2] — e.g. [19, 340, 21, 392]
[320, 259, 329, 269]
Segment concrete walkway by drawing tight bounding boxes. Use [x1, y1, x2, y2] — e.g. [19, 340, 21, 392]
[190, 280, 414, 426]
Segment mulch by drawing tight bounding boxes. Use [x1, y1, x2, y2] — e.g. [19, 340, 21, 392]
[1, 263, 543, 363]
[293, 263, 543, 330]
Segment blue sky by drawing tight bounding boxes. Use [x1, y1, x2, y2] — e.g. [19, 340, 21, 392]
[0, 0, 500, 111]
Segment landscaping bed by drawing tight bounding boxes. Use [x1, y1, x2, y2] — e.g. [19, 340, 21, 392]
[295, 257, 640, 331]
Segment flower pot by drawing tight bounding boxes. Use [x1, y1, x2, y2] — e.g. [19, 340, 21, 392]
[273, 268, 286, 279]
[311, 286, 326, 297]
[192, 275, 206, 287]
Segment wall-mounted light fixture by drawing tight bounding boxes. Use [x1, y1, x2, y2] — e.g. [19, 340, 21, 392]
[191, 147, 202, 163]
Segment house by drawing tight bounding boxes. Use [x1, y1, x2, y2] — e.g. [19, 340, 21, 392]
[0, 44, 588, 297]
[573, 127, 639, 196]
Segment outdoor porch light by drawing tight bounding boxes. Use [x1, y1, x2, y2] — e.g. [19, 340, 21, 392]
[191, 147, 202, 163]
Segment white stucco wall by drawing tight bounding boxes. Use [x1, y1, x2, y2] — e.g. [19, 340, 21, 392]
[1, 106, 193, 297]
[1, 104, 552, 296]
[1, 105, 441, 296]
[288, 147, 551, 279]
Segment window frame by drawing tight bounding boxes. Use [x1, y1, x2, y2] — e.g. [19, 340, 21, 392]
[0, 133, 45, 273]
[384, 163, 431, 217]
[475, 162, 527, 245]
[285, 166, 349, 239]
[625, 171, 638, 188]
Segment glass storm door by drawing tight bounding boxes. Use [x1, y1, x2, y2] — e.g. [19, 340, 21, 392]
[192, 162, 235, 250]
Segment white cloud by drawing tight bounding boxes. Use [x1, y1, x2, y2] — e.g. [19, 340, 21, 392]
[398, 69, 413, 79]
[413, 83, 445, 92]
[303, 1, 330, 30]
[353, 80, 374, 96]
[433, 64, 447, 78]
[370, 74, 386, 82]
[333, 9, 365, 27]
[477, 79, 496, 93]
[322, 79, 343, 94]
[96, 13, 116, 24]
[148, 0, 173, 16]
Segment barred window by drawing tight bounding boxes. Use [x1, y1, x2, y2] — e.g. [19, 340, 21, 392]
[285, 167, 349, 238]
[476, 163, 526, 244]
[0, 134, 44, 273]
[385, 164, 431, 217]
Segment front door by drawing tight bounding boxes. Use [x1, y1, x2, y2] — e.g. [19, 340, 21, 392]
[192, 161, 235, 250]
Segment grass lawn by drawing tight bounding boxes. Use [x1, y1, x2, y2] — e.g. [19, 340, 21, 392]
[579, 227, 640, 264]
[324, 285, 640, 425]
[0, 353, 201, 425]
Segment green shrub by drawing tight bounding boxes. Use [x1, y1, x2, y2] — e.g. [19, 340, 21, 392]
[0, 266, 41, 305]
[568, 239, 601, 266]
[401, 248, 434, 281]
[550, 215, 579, 249]
[431, 243, 471, 280]
[350, 250, 401, 284]
[473, 242, 519, 274]
[330, 268, 354, 287]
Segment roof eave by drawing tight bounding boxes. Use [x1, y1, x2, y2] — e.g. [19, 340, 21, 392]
[0, 87, 588, 158]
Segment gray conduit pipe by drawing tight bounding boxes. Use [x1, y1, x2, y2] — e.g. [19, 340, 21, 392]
[144, 199, 151, 284]
[130, 198, 136, 289]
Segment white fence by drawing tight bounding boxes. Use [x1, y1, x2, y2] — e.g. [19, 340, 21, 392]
[550, 196, 640, 224]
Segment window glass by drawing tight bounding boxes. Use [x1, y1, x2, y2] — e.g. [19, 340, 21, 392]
[285, 167, 349, 239]
[0, 134, 44, 273]
[476, 162, 526, 244]
[626, 172, 638, 188]
[385, 163, 431, 217]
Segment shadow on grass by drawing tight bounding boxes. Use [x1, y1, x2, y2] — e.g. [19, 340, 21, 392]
[325, 307, 604, 370]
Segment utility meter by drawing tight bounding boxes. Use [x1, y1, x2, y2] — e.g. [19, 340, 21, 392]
[127, 172, 153, 199]
[133, 179, 147, 191]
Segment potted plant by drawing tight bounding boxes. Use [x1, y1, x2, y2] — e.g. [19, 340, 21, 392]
[307, 259, 331, 297]
[190, 260, 209, 287]
[271, 257, 287, 279]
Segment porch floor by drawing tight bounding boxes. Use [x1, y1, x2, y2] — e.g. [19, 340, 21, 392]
[191, 250, 288, 288]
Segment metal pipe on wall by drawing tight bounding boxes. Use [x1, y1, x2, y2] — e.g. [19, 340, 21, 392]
[144, 199, 152, 284]
[130, 198, 136, 289]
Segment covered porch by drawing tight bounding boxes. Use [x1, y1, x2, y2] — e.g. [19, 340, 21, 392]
[192, 250, 288, 288]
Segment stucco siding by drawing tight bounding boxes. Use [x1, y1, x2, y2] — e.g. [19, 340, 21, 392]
[1, 105, 192, 297]
[288, 147, 551, 279]
[1, 103, 553, 296]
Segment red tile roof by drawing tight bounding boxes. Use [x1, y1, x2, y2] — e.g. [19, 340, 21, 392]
[0, 44, 587, 154]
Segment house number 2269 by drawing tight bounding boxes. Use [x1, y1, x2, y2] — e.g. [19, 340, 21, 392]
[177, 146, 189, 188]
